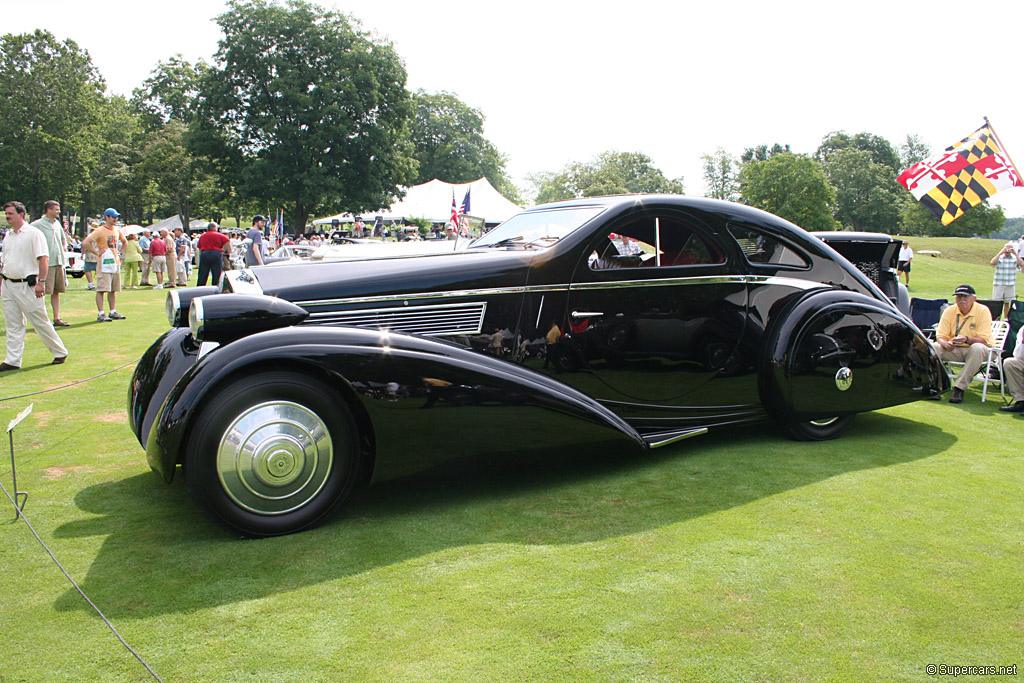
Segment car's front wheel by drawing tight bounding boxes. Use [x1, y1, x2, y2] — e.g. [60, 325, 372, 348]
[185, 371, 360, 537]
[782, 415, 854, 441]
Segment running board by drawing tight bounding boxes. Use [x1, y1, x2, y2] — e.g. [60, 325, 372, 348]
[641, 427, 709, 449]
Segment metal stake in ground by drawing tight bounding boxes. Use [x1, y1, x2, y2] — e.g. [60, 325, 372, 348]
[7, 403, 32, 521]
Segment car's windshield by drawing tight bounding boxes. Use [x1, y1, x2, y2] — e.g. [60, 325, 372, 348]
[470, 206, 605, 249]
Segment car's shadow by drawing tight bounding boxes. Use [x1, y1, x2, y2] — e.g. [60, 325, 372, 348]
[53, 411, 954, 617]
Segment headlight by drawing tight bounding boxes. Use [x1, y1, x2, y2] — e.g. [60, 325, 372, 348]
[187, 294, 308, 343]
[166, 286, 221, 328]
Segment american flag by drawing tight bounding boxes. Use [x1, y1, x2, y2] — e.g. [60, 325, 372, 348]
[459, 189, 471, 235]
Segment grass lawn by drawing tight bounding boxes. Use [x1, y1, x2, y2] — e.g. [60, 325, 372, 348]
[1, 249, 1022, 682]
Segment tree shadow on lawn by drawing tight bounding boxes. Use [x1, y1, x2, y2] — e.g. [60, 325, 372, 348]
[53, 410, 954, 618]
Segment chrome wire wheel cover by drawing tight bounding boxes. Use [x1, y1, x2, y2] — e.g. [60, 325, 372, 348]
[216, 401, 333, 515]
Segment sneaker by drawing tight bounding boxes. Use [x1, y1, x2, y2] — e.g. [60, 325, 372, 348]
[85, 283, 96, 290]
[97, 313, 112, 322]
[109, 311, 126, 320]
[153, 284, 164, 289]
[949, 387, 964, 404]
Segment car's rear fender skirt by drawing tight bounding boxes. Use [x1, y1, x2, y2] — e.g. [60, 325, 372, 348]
[146, 325, 648, 485]
[758, 288, 949, 422]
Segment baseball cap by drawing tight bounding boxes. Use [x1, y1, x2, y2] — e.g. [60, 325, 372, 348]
[253, 215, 268, 223]
[103, 208, 121, 217]
[953, 284, 976, 296]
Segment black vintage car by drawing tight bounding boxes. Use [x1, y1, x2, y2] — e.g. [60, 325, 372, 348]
[129, 195, 949, 537]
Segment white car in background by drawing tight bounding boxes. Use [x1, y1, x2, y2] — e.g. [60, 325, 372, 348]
[64, 250, 85, 278]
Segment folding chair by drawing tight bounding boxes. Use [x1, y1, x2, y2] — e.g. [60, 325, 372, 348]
[943, 320, 1011, 402]
[910, 298, 947, 339]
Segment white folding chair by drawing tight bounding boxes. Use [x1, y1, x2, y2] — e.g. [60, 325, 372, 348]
[943, 320, 1010, 402]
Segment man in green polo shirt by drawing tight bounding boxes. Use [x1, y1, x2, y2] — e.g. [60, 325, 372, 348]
[29, 200, 71, 327]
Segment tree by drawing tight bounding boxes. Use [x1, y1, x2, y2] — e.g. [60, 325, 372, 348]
[0, 30, 106, 216]
[138, 120, 213, 229]
[740, 143, 790, 164]
[738, 152, 839, 231]
[533, 151, 683, 204]
[821, 148, 903, 232]
[87, 95, 148, 223]
[701, 147, 738, 201]
[133, 55, 209, 131]
[899, 133, 931, 169]
[409, 90, 519, 203]
[899, 198, 1005, 237]
[816, 131, 901, 173]
[194, 0, 417, 231]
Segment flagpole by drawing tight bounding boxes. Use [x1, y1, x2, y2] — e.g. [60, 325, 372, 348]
[986, 116, 1024, 183]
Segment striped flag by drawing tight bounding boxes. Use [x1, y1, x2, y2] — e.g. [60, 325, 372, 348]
[898, 121, 1023, 225]
[450, 191, 460, 227]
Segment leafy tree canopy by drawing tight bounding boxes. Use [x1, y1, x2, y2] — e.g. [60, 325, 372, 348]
[701, 147, 738, 201]
[822, 147, 902, 233]
[409, 90, 519, 203]
[533, 151, 683, 205]
[194, 0, 417, 230]
[739, 152, 839, 231]
[740, 143, 790, 164]
[815, 131, 900, 173]
[0, 29, 106, 214]
[133, 55, 209, 131]
[899, 198, 1005, 238]
[898, 133, 931, 169]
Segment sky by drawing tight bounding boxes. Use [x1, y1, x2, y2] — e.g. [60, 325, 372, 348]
[6, 0, 1024, 218]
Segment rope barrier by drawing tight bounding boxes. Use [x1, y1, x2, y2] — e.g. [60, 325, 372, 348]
[0, 359, 138, 403]
[0, 476, 164, 682]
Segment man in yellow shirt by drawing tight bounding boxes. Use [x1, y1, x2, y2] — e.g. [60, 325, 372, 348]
[932, 284, 992, 404]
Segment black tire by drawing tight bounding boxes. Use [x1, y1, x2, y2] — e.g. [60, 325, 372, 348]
[184, 370, 359, 537]
[782, 415, 854, 442]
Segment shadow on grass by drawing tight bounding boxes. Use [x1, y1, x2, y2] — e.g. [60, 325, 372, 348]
[53, 410, 954, 617]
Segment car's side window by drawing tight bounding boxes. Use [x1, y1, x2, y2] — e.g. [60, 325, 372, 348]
[728, 223, 809, 269]
[588, 215, 725, 270]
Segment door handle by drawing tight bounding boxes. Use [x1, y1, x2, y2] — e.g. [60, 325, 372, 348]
[571, 311, 603, 319]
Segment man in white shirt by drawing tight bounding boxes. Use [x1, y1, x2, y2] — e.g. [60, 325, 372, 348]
[1, 201, 68, 370]
[897, 242, 913, 286]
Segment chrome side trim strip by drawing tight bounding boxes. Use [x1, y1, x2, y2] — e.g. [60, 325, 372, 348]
[643, 427, 709, 449]
[294, 275, 829, 308]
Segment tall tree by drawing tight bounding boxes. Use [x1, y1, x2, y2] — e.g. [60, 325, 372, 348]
[701, 147, 738, 201]
[898, 133, 931, 169]
[816, 131, 901, 172]
[133, 55, 209, 131]
[138, 120, 212, 229]
[739, 152, 839, 231]
[821, 148, 902, 232]
[194, 0, 417, 230]
[740, 143, 790, 164]
[0, 29, 106, 217]
[409, 90, 519, 203]
[533, 151, 683, 204]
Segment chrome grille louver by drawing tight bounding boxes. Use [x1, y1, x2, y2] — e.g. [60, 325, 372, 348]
[304, 301, 487, 337]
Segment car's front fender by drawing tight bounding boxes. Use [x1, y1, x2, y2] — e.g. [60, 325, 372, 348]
[144, 325, 647, 484]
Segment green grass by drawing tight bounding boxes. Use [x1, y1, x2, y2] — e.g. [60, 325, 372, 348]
[898, 236, 1008, 301]
[1, 255, 1022, 682]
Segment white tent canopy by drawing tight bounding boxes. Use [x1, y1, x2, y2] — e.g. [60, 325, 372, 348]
[314, 177, 522, 227]
[147, 215, 209, 233]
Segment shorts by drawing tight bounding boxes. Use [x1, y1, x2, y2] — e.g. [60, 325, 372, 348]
[897, 261, 911, 273]
[151, 255, 167, 273]
[993, 284, 1016, 302]
[97, 271, 121, 293]
[84, 260, 97, 272]
[45, 265, 67, 294]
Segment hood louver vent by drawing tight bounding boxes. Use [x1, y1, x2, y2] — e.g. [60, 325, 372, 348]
[304, 301, 487, 337]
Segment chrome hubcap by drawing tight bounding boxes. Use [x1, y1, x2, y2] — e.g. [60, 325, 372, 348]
[809, 416, 840, 427]
[217, 401, 333, 515]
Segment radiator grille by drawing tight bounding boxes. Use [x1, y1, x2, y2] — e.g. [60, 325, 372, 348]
[304, 301, 487, 337]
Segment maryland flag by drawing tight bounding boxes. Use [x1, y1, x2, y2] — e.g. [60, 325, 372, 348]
[898, 121, 1023, 225]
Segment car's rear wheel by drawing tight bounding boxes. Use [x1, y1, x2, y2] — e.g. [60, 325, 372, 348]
[782, 415, 854, 441]
[185, 371, 359, 537]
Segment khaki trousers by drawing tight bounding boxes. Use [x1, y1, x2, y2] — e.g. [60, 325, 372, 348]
[1003, 357, 1024, 402]
[932, 341, 989, 391]
[2, 281, 68, 366]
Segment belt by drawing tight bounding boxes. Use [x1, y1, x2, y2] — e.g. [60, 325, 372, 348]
[2, 275, 29, 283]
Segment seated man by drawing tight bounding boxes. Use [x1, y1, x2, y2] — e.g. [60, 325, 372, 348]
[999, 325, 1024, 413]
[931, 284, 993, 404]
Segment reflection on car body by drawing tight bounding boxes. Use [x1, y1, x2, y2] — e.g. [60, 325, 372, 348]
[130, 195, 950, 536]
